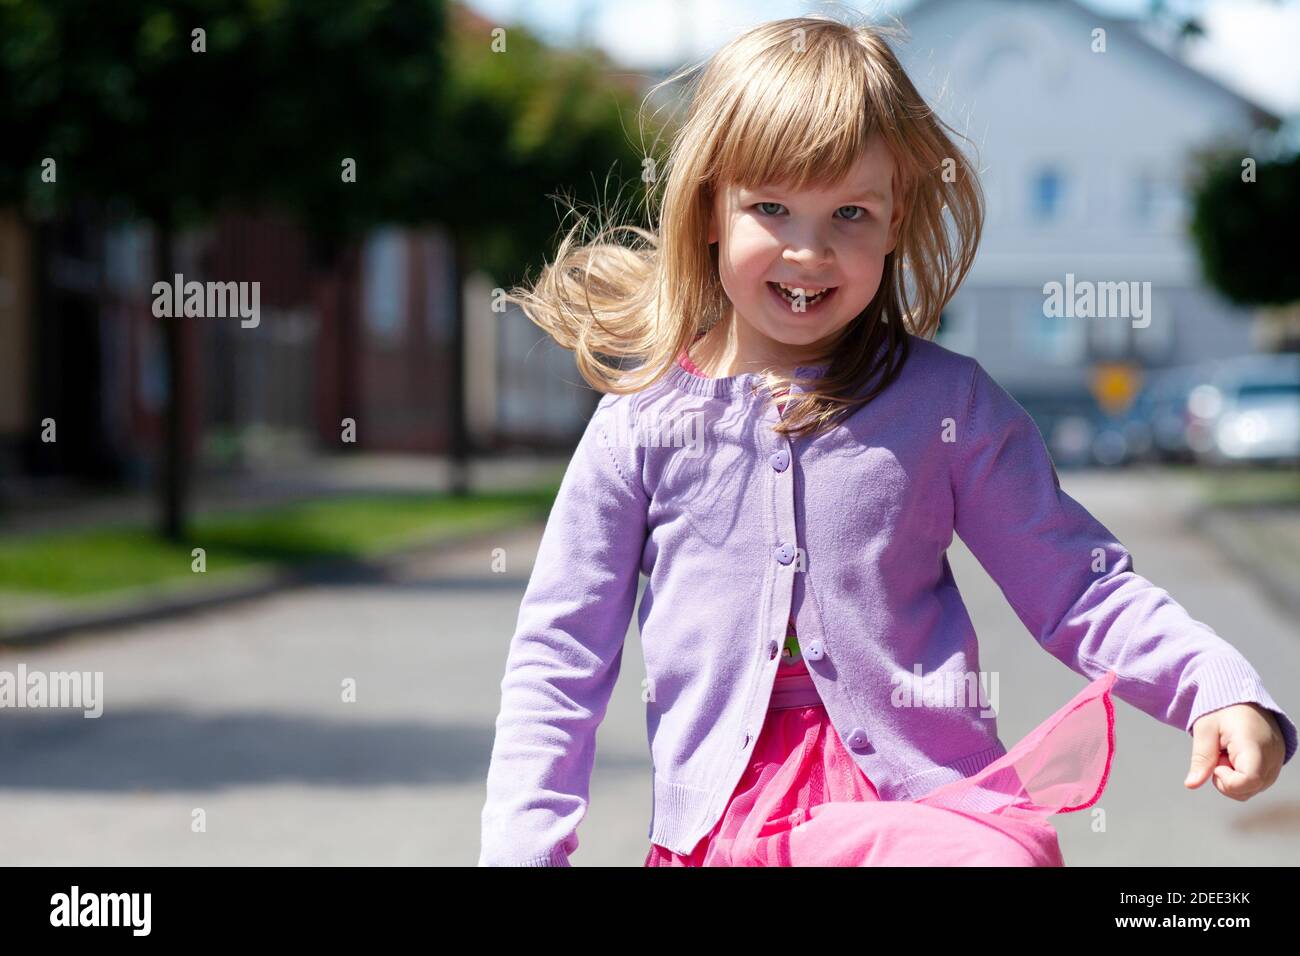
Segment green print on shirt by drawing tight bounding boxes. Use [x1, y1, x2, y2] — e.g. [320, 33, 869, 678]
[780, 626, 802, 667]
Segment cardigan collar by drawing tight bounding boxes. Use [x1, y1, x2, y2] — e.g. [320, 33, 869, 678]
[662, 358, 831, 401]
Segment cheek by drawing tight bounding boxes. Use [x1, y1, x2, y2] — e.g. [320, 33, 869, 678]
[850, 220, 892, 253]
[855, 254, 885, 285]
[849, 228, 891, 271]
[858, 262, 886, 300]
[843, 250, 887, 305]
[721, 231, 776, 285]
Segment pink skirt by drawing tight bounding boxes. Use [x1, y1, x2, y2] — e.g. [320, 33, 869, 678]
[645, 670, 1117, 866]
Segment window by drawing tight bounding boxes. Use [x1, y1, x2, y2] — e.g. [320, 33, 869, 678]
[362, 228, 407, 344]
[1030, 167, 1066, 222]
[1154, 179, 1187, 231]
[104, 222, 151, 295]
[1022, 293, 1084, 366]
[1132, 289, 1173, 361]
[1133, 171, 1155, 223]
[1132, 169, 1186, 231]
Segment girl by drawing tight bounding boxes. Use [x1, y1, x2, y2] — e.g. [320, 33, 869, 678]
[478, 14, 1294, 867]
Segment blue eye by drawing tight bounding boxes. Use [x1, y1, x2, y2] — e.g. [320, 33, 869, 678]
[754, 202, 868, 221]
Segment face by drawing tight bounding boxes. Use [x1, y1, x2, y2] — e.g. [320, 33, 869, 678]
[706, 134, 903, 372]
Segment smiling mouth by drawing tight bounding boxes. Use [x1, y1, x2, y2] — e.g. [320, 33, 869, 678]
[768, 282, 836, 309]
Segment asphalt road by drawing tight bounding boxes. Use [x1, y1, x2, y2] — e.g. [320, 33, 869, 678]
[1, 468, 1296, 865]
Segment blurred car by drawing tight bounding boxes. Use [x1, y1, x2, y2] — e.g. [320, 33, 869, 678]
[1142, 364, 1208, 463]
[1089, 405, 1151, 466]
[1086, 364, 1205, 466]
[1189, 353, 1300, 466]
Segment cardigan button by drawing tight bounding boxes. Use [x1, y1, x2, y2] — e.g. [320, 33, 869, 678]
[845, 728, 872, 751]
[774, 544, 794, 565]
[769, 449, 790, 472]
[804, 639, 824, 661]
[768, 639, 779, 660]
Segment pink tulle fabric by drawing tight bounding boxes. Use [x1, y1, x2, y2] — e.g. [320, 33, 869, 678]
[645, 670, 1117, 867]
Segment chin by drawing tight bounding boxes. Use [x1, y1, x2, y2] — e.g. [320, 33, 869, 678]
[771, 328, 827, 345]
[764, 315, 845, 342]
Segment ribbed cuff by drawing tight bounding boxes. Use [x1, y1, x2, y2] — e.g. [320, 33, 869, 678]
[518, 845, 572, 867]
[1185, 656, 1297, 765]
[479, 848, 572, 866]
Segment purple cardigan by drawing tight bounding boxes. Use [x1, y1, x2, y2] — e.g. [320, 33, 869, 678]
[478, 334, 1296, 865]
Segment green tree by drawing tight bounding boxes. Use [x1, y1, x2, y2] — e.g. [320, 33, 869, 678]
[1187, 148, 1300, 309]
[388, 14, 654, 486]
[436, 22, 653, 290]
[0, 1, 653, 529]
[0, 0, 448, 539]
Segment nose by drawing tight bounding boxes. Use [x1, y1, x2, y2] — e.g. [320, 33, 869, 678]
[782, 225, 832, 271]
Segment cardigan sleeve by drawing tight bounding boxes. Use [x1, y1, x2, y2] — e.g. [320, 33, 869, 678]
[950, 358, 1296, 767]
[478, 396, 648, 866]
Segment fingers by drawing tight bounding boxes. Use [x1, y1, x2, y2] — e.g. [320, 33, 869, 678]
[1212, 763, 1258, 801]
[1214, 742, 1276, 800]
[1185, 717, 1224, 789]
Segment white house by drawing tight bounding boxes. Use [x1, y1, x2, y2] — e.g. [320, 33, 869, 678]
[895, 0, 1280, 402]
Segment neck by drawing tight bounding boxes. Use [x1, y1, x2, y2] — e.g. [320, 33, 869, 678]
[689, 312, 831, 378]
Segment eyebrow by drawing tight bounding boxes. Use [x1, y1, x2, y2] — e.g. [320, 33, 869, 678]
[742, 184, 887, 203]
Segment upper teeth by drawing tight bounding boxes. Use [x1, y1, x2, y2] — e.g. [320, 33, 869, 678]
[778, 283, 827, 296]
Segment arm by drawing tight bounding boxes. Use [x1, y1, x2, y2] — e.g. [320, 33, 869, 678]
[478, 396, 648, 865]
[949, 358, 1296, 767]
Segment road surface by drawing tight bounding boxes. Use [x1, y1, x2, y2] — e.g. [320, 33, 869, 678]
[1, 468, 1296, 865]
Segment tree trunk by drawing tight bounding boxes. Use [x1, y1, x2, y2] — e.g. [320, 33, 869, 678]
[448, 231, 469, 496]
[337, 251, 358, 448]
[155, 215, 188, 542]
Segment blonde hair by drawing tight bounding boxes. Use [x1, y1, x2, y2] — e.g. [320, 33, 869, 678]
[506, 11, 984, 438]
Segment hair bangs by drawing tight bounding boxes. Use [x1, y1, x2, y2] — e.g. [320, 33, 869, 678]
[707, 41, 879, 195]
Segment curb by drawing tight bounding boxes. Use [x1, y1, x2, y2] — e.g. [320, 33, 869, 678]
[0, 516, 545, 650]
[1184, 504, 1300, 621]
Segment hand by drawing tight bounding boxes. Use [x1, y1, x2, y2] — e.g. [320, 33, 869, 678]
[1184, 703, 1284, 800]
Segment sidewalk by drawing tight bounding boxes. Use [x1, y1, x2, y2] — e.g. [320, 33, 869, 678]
[0, 452, 569, 646]
[1187, 503, 1300, 620]
[0, 452, 569, 535]
[1092, 465, 1300, 620]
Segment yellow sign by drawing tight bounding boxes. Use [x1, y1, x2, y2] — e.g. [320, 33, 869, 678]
[1090, 363, 1142, 415]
